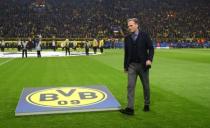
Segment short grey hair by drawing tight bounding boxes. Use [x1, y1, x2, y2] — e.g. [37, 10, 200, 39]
[127, 18, 139, 24]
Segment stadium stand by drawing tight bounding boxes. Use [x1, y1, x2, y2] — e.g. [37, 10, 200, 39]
[0, 0, 209, 48]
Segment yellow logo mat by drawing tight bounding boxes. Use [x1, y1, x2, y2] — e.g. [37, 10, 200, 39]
[26, 87, 107, 108]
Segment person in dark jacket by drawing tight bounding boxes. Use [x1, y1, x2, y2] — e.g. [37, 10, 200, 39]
[21, 40, 28, 58]
[35, 39, 42, 58]
[64, 38, 70, 56]
[84, 40, 90, 56]
[120, 18, 154, 115]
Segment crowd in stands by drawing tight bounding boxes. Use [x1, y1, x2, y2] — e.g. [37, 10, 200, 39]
[0, 0, 209, 41]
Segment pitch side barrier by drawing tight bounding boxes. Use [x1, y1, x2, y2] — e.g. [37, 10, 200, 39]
[0, 38, 125, 49]
[1, 38, 209, 49]
[155, 42, 210, 48]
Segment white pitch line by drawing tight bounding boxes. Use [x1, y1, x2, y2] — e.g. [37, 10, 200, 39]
[0, 58, 15, 66]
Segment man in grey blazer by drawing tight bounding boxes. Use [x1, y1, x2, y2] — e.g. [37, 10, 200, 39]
[120, 18, 154, 115]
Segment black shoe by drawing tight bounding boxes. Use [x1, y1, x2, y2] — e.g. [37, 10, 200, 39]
[143, 105, 150, 112]
[120, 107, 134, 115]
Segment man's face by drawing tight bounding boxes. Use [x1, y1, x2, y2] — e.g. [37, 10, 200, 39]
[128, 21, 138, 33]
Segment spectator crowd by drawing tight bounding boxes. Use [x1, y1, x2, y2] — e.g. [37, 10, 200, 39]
[0, 0, 209, 40]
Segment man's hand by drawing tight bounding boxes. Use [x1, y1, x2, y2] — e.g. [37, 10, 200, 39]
[146, 60, 152, 66]
[146, 60, 152, 69]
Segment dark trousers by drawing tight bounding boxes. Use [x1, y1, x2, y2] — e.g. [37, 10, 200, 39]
[1, 47, 4, 52]
[85, 47, 89, 55]
[93, 47, 97, 54]
[22, 49, 27, 58]
[17, 46, 21, 51]
[127, 63, 150, 109]
[37, 51, 41, 58]
[65, 47, 70, 56]
[100, 47, 103, 53]
[52, 46, 56, 51]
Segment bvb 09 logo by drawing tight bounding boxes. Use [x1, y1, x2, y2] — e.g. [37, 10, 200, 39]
[26, 87, 107, 107]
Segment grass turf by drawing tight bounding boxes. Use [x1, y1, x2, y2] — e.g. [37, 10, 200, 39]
[0, 49, 210, 128]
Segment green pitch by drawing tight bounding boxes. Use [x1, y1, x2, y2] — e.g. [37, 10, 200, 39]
[0, 49, 210, 128]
